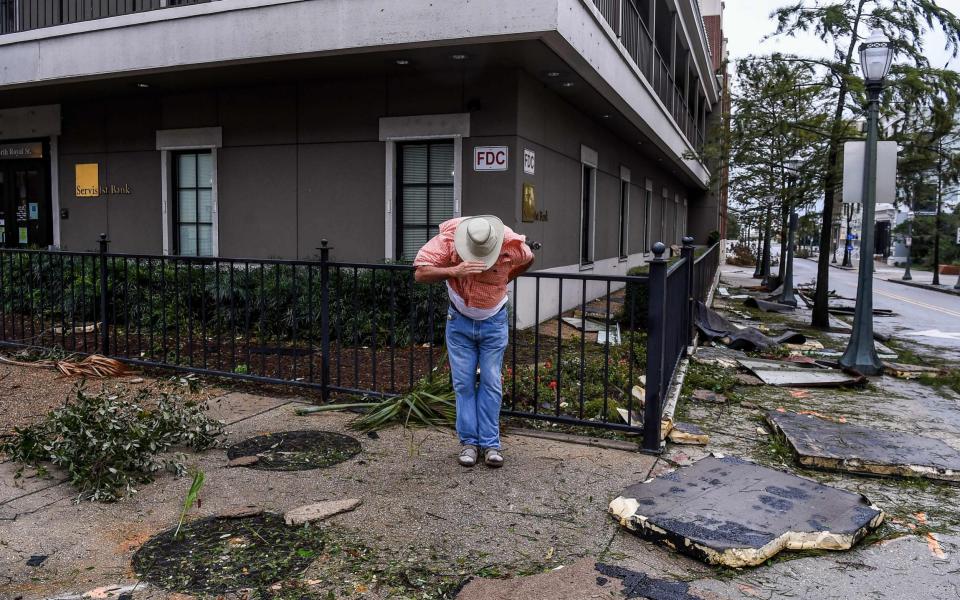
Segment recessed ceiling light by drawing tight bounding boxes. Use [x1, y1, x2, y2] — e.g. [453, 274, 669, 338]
[451, 53, 469, 61]
[136, 83, 149, 88]
[601, 114, 610, 119]
[546, 71, 561, 77]
[395, 59, 411, 65]
[561, 81, 575, 88]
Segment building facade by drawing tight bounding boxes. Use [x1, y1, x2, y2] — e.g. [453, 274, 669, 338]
[0, 0, 723, 273]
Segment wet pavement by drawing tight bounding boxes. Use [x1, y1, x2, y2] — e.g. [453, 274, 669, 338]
[791, 259, 960, 361]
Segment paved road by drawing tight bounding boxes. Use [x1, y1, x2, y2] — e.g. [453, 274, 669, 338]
[792, 258, 960, 360]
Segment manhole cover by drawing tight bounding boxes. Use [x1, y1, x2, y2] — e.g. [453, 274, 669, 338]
[226, 430, 361, 471]
[132, 513, 325, 594]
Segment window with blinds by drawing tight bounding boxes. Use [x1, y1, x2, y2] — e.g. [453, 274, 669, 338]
[396, 140, 455, 261]
[173, 151, 214, 257]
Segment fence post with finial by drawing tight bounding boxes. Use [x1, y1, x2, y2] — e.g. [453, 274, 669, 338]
[318, 239, 331, 402]
[98, 234, 110, 355]
[643, 242, 667, 453]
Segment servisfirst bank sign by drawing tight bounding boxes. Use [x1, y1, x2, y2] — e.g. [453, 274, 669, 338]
[473, 146, 509, 171]
[75, 163, 132, 197]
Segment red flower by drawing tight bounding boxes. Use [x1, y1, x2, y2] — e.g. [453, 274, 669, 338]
[548, 380, 557, 390]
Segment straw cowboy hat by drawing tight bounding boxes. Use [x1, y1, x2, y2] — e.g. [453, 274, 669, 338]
[455, 215, 505, 269]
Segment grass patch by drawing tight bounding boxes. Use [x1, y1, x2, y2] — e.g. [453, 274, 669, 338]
[681, 362, 740, 397]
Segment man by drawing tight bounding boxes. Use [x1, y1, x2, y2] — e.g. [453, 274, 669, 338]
[413, 215, 535, 468]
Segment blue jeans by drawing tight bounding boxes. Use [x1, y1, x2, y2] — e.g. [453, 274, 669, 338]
[445, 305, 509, 450]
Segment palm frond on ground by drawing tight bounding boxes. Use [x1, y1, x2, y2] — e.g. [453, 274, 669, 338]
[297, 375, 456, 432]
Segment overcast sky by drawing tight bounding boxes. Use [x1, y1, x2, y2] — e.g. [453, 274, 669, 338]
[723, 0, 960, 70]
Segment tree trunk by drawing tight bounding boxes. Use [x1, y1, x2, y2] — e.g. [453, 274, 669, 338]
[934, 148, 943, 285]
[812, 0, 867, 328]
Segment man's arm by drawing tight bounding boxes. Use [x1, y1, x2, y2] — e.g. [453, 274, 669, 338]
[414, 261, 488, 283]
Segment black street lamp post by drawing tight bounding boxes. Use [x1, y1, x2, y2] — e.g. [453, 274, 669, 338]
[902, 211, 913, 281]
[760, 201, 773, 288]
[840, 30, 893, 376]
[777, 155, 803, 306]
[841, 202, 857, 268]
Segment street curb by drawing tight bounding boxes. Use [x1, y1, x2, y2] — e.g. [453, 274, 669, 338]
[801, 256, 854, 271]
[886, 278, 960, 297]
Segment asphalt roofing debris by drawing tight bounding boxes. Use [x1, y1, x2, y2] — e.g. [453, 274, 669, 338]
[767, 410, 960, 483]
[736, 357, 867, 388]
[744, 297, 795, 313]
[594, 563, 700, 600]
[696, 301, 806, 352]
[609, 455, 884, 567]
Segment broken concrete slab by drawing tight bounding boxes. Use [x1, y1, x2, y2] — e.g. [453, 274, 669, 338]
[737, 358, 866, 388]
[283, 498, 361, 526]
[766, 410, 960, 483]
[609, 455, 883, 567]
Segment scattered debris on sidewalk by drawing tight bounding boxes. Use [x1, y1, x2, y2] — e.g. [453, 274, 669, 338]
[456, 558, 622, 600]
[766, 410, 960, 483]
[696, 302, 806, 351]
[737, 357, 866, 388]
[561, 316, 605, 332]
[284, 499, 362, 525]
[594, 563, 700, 600]
[667, 422, 710, 445]
[608, 455, 884, 567]
[692, 346, 745, 368]
[226, 430, 362, 471]
[828, 305, 896, 317]
[744, 297, 795, 313]
[0, 352, 135, 378]
[691, 389, 727, 404]
[884, 362, 943, 380]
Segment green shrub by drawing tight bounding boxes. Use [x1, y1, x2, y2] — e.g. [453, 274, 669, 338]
[504, 332, 647, 421]
[0, 254, 447, 350]
[0, 384, 223, 502]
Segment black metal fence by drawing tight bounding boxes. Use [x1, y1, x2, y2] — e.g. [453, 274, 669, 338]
[0, 236, 718, 452]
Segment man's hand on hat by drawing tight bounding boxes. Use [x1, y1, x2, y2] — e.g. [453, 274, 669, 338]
[449, 261, 488, 278]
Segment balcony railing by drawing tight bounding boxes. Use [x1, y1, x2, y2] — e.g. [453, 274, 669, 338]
[593, 0, 706, 152]
[0, 0, 216, 35]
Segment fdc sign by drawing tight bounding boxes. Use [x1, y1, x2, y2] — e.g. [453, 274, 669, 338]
[474, 146, 509, 171]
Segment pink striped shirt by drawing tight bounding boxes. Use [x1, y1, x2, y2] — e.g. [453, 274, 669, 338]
[413, 218, 533, 310]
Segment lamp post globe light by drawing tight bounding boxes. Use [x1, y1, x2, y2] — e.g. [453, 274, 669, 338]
[840, 30, 894, 376]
